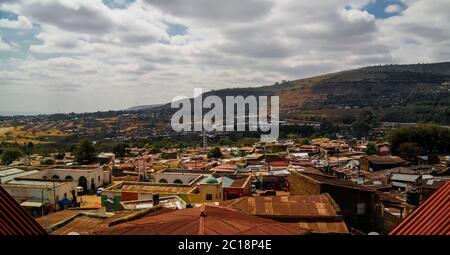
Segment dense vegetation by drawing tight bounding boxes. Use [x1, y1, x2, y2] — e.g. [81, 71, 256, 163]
[387, 124, 450, 161]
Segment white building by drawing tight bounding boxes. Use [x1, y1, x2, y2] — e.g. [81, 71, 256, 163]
[1, 178, 78, 214]
[25, 166, 111, 192]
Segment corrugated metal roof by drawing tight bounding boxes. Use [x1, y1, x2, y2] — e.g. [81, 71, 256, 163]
[120, 184, 196, 194]
[0, 186, 47, 235]
[389, 180, 450, 235]
[389, 173, 420, 183]
[220, 195, 349, 234]
[364, 155, 407, 165]
[94, 205, 309, 235]
[221, 195, 339, 218]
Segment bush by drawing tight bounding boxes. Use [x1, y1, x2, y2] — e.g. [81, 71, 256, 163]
[387, 124, 450, 158]
[1, 148, 23, 165]
[207, 147, 222, 159]
[74, 140, 96, 164]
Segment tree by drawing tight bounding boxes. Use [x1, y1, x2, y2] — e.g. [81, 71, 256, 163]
[396, 142, 425, 161]
[40, 158, 55, 165]
[74, 140, 96, 164]
[388, 124, 450, 157]
[207, 147, 222, 159]
[25, 142, 34, 155]
[1, 148, 23, 165]
[113, 143, 129, 158]
[351, 121, 371, 138]
[365, 142, 378, 155]
[53, 152, 65, 160]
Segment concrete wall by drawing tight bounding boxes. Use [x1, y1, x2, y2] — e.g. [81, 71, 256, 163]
[26, 167, 109, 191]
[152, 172, 202, 185]
[2, 181, 77, 210]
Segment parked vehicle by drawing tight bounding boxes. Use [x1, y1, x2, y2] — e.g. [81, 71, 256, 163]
[96, 188, 105, 196]
[77, 186, 84, 195]
[260, 190, 276, 196]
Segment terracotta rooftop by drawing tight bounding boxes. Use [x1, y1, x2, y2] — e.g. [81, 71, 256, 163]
[0, 186, 47, 235]
[389, 180, 450, 235]
[94, 204, 309, 235]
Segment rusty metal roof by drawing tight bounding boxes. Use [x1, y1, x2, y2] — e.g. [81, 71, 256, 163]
[120, 184, 196, 194]
[0, 186, 47, 235]
[220, 195, 349, 234]
[389, 180, 450, 235]
[220, 195, 339, 218]
[363, 155, 407, 165]
[35, 208, 173, 235]
[94, 204, 309, 235]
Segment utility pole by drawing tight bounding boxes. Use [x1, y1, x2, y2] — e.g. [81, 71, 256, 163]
[202, 130, 207, 149]
[53, 180, 57, 212]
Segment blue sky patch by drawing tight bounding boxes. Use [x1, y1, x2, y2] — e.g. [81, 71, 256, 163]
[167, 23, 188, 37]
[362, 0, 407, 19]
[103, 0, 135, 9]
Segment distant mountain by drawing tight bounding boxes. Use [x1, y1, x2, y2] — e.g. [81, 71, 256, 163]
[127, 104, 164, 111]
[139, 62, 450, 124]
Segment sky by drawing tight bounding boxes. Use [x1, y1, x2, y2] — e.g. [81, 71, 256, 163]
[0, 0, 449, 114]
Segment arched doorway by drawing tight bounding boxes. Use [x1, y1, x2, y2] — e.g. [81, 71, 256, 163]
[78, 176, 87, 191]
[159, 179, 168, 183]
[51, 175, 60, 180]
[65, 176, 73, 180]
[91, 178, 95, 192]
[174, 179, 183, 184]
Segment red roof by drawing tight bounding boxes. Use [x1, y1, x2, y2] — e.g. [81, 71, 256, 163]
[0, 186, 47, 235]
[94, 204, 309, 235]
[389, 180, 450, 235]
[270, 161, 289, 167]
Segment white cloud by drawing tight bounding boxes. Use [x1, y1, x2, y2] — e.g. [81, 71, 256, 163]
[0, 36, 13, 51]
[0, 15, 32, 29]
[385, 4, 402, 14]
[0, 0, 449, 113]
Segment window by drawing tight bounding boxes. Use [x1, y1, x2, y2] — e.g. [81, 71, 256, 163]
[205, 194, 213, 201]
[357, 203, 366, 215]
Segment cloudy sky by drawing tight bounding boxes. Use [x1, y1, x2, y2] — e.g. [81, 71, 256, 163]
[0, 0, 449, 114]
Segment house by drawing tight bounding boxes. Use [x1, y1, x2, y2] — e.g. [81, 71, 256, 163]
[221, 175, 252, 200]
[288, 171, 380, 233]
[1, 178, 78, 215]
[209, 163, 237, 174]
[390, 180, 450, 235]
[220, 195, 349, 234]
[388, 173, 421, 190]
[0, 185, 47, 235]
[94, 204, 309, 235]
[360, 155, 407, 172]
[24, 166, 111, 192]
[101, 181, 198, 211]
[35, 207, 172, 235]
[0, 168, 39, 184]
